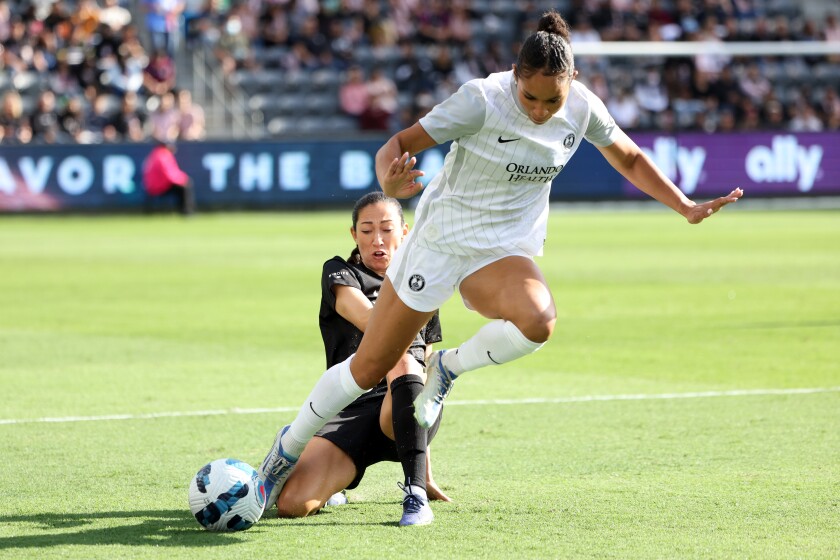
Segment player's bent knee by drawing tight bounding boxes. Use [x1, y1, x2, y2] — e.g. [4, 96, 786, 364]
[350, 352, 401, 387]
[384, 354, 420, 383]
[276, 494, 321, 518]
[518, 310, 556, 344]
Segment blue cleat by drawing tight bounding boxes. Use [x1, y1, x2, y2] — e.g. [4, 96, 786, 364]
[413, 350, 456, 429]
[399, 483, 433, 526]
[258, 425, 298, 511]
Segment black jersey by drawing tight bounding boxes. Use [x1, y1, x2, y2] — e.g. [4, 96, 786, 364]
[319, 255, 442, 373]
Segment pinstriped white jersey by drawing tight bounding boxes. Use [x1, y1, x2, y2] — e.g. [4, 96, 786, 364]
[414, 70, 620, 257]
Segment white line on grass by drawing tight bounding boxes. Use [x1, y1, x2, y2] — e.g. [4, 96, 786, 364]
[2, 386, 838, 426]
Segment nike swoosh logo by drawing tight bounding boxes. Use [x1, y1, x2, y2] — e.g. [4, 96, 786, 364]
[309, 401, 324, 419]
[498, 136, 520, 144]
[486, 351, 501, 365]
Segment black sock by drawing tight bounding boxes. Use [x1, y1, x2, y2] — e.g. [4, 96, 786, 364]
[390, 374, 427, 493]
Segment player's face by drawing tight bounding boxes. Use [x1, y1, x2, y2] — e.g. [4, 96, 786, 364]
[514, 68, 575, 125]
[351, 201, 408, 275]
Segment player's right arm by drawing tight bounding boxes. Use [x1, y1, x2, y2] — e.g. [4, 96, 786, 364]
[375, 123, 437, 199]
[333, 284, 374, 332]
[377, 79, 486, 199]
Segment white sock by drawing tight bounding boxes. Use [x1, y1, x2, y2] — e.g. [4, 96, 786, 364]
[443, 320, 544, 375]
[281, 355, 366, 459]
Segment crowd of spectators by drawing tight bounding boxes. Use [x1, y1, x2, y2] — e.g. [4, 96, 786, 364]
[0, 0, 204, 145]
[202, 0, 840, 135]
[1, 0, 838, 145]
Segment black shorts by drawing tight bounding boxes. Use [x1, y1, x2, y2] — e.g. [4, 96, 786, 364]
[314, 384, 443, 490]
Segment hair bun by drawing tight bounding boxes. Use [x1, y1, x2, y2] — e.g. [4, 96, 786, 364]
[537, 10, 570, 41]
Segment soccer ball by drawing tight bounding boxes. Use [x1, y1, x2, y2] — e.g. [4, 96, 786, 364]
[188, 458, 266, 532]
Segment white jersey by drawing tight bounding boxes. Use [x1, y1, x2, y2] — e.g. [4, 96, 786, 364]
[414, 70, 621, 257]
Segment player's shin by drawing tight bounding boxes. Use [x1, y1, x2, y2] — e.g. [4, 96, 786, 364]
[390, 374, 428, 497]
[281, 355, 368, 459]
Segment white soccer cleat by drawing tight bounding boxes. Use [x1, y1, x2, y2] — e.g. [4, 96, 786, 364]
[325, 491, 348, 507]
[258, 425, 298, 511]
[413, 350, 457, 429]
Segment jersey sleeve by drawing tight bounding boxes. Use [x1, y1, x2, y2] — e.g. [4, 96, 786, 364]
[418, 79, 486, 144]
[582, 85, 622, 147]
[321, 257, 361, 311]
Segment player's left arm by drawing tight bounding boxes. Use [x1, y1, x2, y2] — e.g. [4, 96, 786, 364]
[597, 130, 743, 224]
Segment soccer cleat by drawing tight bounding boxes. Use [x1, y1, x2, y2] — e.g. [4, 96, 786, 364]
[258, 425, 298, 511]
[413, 349, 456, 429]
[398, 483, 433, 526]
[325, 491, 348, 507]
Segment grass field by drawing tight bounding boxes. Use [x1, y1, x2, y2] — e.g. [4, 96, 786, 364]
[0, 207, 837, 559]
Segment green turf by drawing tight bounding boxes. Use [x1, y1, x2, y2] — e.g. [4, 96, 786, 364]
[0, 209, 837, 559]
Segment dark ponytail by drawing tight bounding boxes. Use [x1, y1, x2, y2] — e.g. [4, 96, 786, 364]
[516, 10, 575, 79]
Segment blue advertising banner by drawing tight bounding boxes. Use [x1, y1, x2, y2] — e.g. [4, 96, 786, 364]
[1, 132, 837, 213]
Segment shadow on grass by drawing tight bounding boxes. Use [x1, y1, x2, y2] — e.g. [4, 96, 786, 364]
[260, 503, 400, 528]
[0, 509, 245, 549]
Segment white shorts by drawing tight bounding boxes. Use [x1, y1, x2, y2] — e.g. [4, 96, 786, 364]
[386, 231, 532, 312]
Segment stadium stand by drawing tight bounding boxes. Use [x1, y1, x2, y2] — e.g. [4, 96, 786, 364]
[1, 0, 838, 144]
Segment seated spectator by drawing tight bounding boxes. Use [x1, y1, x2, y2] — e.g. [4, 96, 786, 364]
[0, 1, 11, 43]
[99, 0, 132, 32]
[818, 88, 840, 123]
[478, 40, 506, 75]
[71, 0, 101, 43]
[148, 90, 180, 142]
[260, 4, 291, 48]
[452, 43, 483, 85]
[143, 49, 176, 97]
[176, 88, 205, 141]
[570, 16, 604, 73]
[50, 57, 84, 99]
[448, 1, 472, 46]
[30, 90, 61, 143]
[0, 90, 31, 144]
[789, 102, 824, 132]
[86, 93, 119, 143]
[634, 68, 669, 115]
[825, 14, 840, 63]
[58, 96, 88, 143]
[339, 65, 371, 123]
[110, 91, 147, 142]
[693, 16, 730, 79]
[738, 62, 771, 105]
[607, 87, 641, 129]
[214, 13, 254, 74]
[142, 141, 195, 215]
[362, 68, 398, 131]
[415, 0, 451, 44]
[100, 51, 145, 96]
[394, 40, 435, 95]
[763, 99, 787, 130]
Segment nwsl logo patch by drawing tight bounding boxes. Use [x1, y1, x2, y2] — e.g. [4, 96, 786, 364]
[408, 274, 426, 292]
[563, 134, 576, 149]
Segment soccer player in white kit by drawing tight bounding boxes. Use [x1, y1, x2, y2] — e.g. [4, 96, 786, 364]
[260, 10, 743, 526]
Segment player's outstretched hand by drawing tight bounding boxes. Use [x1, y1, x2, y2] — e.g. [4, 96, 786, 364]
[684, 188, 743, 224]
[383, 152, 425, 199]
[426, 476, 452, 502]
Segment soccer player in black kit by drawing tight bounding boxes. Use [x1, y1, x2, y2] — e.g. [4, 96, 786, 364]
[270, 191, 449, 526]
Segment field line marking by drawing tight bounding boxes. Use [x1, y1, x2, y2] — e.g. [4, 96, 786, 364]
[1, 386, 838, 426]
